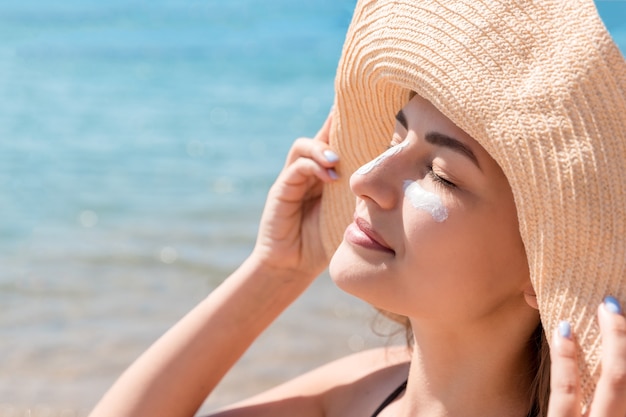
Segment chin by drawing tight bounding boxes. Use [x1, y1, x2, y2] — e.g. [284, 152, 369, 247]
[328, 241, 350, 285]
[329, 240, 389, 306]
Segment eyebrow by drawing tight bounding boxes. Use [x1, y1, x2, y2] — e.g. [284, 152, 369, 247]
[395, 110, 481, 170]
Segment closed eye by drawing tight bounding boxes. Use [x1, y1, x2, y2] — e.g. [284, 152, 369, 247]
[428, 165, 456, 188]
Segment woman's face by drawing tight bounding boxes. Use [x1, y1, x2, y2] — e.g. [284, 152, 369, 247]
[330, 94, 535, 328]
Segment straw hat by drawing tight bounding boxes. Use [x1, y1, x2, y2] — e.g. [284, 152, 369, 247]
[320, 0, 626, 410]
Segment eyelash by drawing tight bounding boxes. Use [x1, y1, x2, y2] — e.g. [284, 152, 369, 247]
[428, 165, 456, 188]
[386, 141, 457, 189]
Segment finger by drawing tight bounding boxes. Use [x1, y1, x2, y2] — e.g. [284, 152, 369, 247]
[272, 158, 338, 204]
[547, 320, 582, 417]
[284, 137, 340, 171]
[313, 109, 333, 144]
[589, 297, 626, 417]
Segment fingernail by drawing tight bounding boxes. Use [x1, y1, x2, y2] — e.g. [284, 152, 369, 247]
[327, 168, 339, 180]
[323, 150, 339, 163]
[558, 320, 571, 339]
[603, 295, 622, 314]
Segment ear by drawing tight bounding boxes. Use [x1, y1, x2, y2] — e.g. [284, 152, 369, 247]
[523, 284, 538, 310]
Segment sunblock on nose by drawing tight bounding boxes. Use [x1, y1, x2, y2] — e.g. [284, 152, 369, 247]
[403, 180, 448, 222]
[355, 140, 409, 175]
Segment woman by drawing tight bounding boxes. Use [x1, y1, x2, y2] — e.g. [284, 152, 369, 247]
[89, 0, 626, 416]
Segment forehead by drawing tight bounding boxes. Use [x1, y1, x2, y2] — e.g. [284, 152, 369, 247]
[401, 94, 490, 160]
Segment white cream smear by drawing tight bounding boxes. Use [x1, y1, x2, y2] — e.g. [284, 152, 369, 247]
[403, 180, 448, 222]
[355, 140, 409, 175]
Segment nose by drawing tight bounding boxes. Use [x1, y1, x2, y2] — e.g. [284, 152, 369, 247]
[349, 144, 407, 210]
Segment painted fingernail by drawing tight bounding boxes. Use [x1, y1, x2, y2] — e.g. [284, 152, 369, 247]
[558, 320, 571, 339]
[327, 168, 339, 180]
[603, 295, 622, 314]
[323, 150, 339, 163]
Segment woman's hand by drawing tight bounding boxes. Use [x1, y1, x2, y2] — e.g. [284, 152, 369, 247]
[548, 297, 626, 417]
[251, 112, 339, 280]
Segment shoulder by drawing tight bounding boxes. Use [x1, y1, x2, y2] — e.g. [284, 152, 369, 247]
[319, 345, 411, 417]
[313, 344, 411, 386]
[210, 345, 411, 417]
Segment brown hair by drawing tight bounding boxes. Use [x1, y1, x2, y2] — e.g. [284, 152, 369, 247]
[527, 325, 551, 417]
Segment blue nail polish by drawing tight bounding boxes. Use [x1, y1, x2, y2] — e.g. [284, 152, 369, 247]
[323, 150, 339, 163]
[558, 320, 571, 339]
[328, 168, 339, 180]
[604, 295, 622, 314]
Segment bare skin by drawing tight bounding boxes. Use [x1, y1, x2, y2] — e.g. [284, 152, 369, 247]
[88, 105, 626, 417]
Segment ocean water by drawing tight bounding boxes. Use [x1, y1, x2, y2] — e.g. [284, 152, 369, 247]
[597, 1, 626, 52]
[1, 1, 624, 416]
[0, 1, 393, 415]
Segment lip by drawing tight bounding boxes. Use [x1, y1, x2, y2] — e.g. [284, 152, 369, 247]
[344, 216, 395, 255]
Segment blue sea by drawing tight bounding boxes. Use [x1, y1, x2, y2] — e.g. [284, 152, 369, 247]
[0, 1, 624, 416]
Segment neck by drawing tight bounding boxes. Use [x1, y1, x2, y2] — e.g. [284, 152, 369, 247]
[400, 310, 539, 417]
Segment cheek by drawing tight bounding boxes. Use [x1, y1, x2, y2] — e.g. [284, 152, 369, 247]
[482, 207, 529, 282]
[400, 195, 506, 282]
[432, 202, 528, 290]
[328, 241, 398, 306]
[397, 182, 454, 266]
[402, 180, 448, 222]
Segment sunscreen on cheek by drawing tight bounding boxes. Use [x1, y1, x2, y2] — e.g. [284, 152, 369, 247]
[403, 180, 448, 222]
[355, 140, 409, 175]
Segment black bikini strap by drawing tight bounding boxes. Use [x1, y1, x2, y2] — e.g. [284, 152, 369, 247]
[370, 379, 408, 417]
